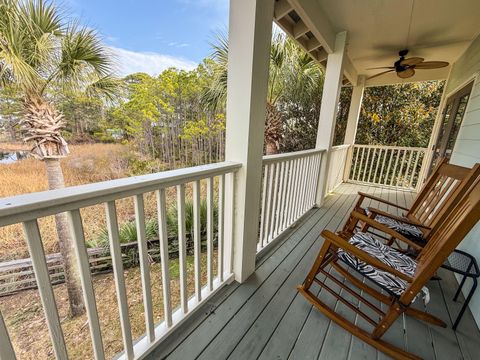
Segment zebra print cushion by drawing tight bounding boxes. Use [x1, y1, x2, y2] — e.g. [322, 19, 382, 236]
[366, 209, 425, 245]
[337, 232, 417, 297]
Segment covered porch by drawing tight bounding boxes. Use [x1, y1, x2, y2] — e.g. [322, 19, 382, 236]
[148, 183, 480, 360]
[2, 0, 480, 359]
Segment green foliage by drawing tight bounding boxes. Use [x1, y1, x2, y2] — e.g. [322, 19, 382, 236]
[0, 0, 118, 100]
[355, 81, 444, 147]
[90, 198, 218, 248]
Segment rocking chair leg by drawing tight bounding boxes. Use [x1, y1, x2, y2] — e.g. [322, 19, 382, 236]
[298, 286, 421, 360]
[303, 241, 333, 289]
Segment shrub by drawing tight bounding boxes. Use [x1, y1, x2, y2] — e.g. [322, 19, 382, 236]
[89, 198, 218, 249]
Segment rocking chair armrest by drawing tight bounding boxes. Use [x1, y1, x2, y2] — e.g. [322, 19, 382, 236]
[351, 211, 424, 251]
[321, 229, 414, 283]
[367, 208, 432, 230]
[356, 192, 410, 211]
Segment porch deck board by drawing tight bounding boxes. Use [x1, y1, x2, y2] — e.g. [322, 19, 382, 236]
[146, 183, 480, 360]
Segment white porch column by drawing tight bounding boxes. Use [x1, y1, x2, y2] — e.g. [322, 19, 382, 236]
[315, 31, 347, 206]
[224, 0, 274, 282]
[342, 75, 365, 180]
[344, 75, 366, 145]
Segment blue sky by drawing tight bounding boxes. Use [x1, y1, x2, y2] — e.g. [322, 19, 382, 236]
[65, 0, 229, 76]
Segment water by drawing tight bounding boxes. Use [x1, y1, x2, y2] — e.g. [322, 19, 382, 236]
[0, 151, 28, 164]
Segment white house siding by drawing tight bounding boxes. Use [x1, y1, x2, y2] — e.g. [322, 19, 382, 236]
[446, 33, 480, 327]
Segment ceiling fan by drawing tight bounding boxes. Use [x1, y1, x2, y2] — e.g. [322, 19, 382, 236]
[367, 49, 449, 80]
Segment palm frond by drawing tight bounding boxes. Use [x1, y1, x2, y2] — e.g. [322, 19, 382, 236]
[85, 75, 123, 101]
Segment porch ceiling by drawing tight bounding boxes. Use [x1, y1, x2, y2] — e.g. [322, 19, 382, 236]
[276, 0, 480, 86]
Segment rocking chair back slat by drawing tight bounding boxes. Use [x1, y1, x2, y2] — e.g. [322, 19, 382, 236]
[404, 177, 480, 304]
[407, 160, 480, 231]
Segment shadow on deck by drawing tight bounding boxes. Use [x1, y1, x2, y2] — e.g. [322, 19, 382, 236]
[146, 183, 480, 360]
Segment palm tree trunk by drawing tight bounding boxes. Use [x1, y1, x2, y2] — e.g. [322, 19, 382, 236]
[45, 159, 85, 317]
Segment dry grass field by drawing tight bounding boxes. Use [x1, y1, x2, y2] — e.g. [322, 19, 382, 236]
[0, 143, 175, 261]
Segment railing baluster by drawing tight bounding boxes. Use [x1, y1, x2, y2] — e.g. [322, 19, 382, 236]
[274, 161, 286, 237]
[105, 201, 134, 360]
[176, 184, 188, 313]
[311, 153, 321, 205]
[396, 149, 408, 187]
[358, 147, 366, 181]
[405, 150, 414, 188]
[264, 164, 275, 245]
[0, 311, 15, 360]
[269, 162, 280, 241]
[259, 165, 269, 247]
[385, 148, 394, 185]
[290, 158, 300, 222]
[373, 148, 382, 184]
[367, 148, 376, 183]
[390, 149, 401, 186]
[67, 209, 105, 360]
[134, 194, 155, 343]
[192, 181, 202, 301]
[351, 146, 360, 181]
[300, 156, 309, 213]
[296, 157, 305, 218]
[283, 160, 293, 229]
[223, 172, 235, 274]
[305, 155, 315, 208]
[23, 219, 68, 360]
[206, 177, 214, 291]
[156, 188, 172, 326]
[218, 174, 225, 282]
[362, 147, 371, 182]
[410, 151, 421, 188]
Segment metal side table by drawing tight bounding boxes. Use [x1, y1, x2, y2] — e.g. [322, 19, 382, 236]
[441, 249, 480, 330]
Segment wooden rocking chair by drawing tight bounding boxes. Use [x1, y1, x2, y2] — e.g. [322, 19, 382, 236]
[298, 177, 480, 360]
[353, 158, 480, 249]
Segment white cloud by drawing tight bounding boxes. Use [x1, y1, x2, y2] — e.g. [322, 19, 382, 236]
[109, 46, 197, 76]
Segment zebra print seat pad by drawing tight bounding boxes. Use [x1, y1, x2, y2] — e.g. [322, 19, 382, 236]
[337, 232, 417, 297]
[366, 209, 425, 244]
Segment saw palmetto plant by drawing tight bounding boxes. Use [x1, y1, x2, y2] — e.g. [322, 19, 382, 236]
[0, 0, 119, 316]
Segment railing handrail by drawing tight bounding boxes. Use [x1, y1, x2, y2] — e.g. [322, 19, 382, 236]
[0, 161, 241, 227]
[331, 144, 351, 150]
[262, 148, 326, 164]
[352, 144, 427, 151]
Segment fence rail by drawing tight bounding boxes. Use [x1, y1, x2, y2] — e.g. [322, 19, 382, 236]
[347, 144, 428, 190]
[258, 149, 325, 252]
[0, 161, 240, 360]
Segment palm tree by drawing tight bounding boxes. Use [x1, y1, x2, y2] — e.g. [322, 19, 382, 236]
[202, 31, 322, 154]
[0, 0, 118, 316]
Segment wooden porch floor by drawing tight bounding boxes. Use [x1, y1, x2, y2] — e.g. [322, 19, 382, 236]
[146, 183, 480, 360]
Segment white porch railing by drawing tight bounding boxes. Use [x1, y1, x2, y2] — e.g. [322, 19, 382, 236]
[346, 144, 428, 190]
[258, 149, 326, 252]
[326, 144, 350, 194]
[0, 162, 240, 360]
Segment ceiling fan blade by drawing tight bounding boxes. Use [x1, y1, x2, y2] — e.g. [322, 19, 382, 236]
[367, 69, 394, 80]
[400, 57, 424, 66]
[366, 66, 395, 70]
[397, 67, 415, 79]
[414, 61, 449, 69]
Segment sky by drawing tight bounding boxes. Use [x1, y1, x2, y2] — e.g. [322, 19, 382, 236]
[64, 0, 229, 76]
